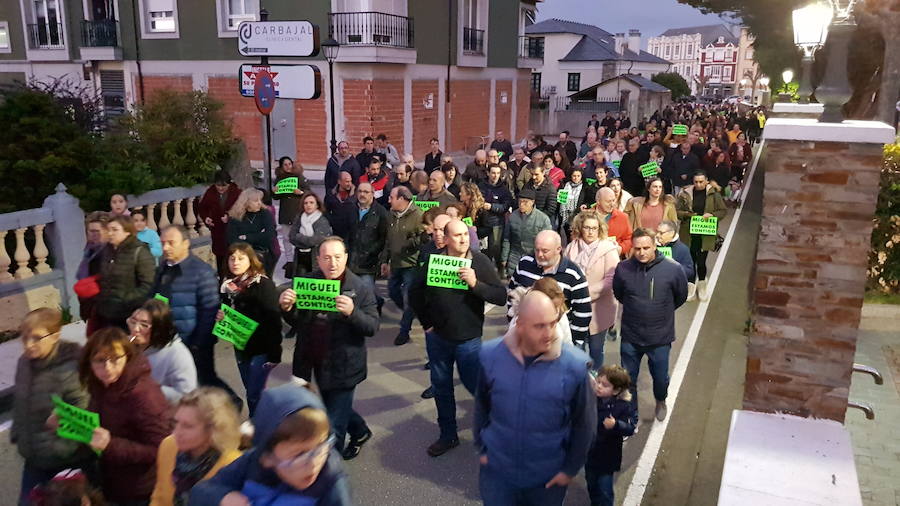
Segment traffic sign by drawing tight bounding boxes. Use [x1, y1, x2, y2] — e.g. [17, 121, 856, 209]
[254, 70, 276, 115]
[239, 64, 321, 100]
[238, 21, 319, 57]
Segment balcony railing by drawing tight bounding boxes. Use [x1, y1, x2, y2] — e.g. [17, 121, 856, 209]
[329, 12, 414, 48]
[28, 23, 65, 49]
[81, 19, 118, 47]
[463, 27, 484, 55]
[519, 35, 544, 59]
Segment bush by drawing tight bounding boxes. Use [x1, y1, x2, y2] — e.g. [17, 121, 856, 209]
[868, 140, 900, 295]
[651, 72, 691, 100]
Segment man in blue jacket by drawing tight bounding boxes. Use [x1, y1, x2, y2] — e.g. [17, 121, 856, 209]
[475, 290, 597, 505]
[613, 227, 688, 422]
[154, 225, 239, 404]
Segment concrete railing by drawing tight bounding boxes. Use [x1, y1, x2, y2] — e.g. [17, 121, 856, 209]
[128, 184, 211, 238]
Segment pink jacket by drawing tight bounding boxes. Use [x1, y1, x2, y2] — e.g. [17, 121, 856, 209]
[564, 238, 620, 333]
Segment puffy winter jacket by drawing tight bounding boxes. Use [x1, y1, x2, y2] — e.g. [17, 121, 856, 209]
[153, 254, 220, 348]
[612, 254, 688, 347]
[96, 235, 156, 323]
[349, 202, 389, 276]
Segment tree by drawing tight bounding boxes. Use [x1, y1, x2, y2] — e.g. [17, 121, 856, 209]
[652, 72, 691, 100]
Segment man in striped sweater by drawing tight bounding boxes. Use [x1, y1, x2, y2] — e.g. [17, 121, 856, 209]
[508, 230, 593, 346]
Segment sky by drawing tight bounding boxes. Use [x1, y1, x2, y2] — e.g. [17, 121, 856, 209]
[535, 0, 737, 50]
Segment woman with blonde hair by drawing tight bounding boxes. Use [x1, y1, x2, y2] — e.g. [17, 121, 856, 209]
[507, 277, 572, 344]
[227, 188, 276, 276]
[151, 387, 242, 506]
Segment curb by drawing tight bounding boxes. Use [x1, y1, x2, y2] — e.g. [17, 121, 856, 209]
[861, 303, 900, 319]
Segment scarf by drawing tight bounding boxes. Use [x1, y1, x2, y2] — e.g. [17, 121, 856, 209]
[222, 272, 262, 300]
[572, 238, 602, 272]
[560, 182, 582, 224]
[298, 211, 322, 253]
[172, 447, 221, 504]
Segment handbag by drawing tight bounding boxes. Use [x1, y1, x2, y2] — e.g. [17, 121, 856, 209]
[73, 274, 101, 299]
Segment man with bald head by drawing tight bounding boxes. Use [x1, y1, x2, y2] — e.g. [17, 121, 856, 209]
[411, 219, 506, 457]
[508, 230, 592, 345]
[464, 148, 490, 183]
[418, 170, 458, 206]
[595, 186, 633, 255]
[475, 289, 596, 505]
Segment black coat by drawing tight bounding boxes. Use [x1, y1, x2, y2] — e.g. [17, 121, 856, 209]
[96, 235, 156, 322]
[527, 179, 558, 219]
[349, 202, 390, 276]
[586, 395, 637, 473]
[284, 270, 379, 391]
[221, 276, 282, 363]
[227, 210, 276, 254]
[478, 180, 513, 228]
[325, 192, 358, 243]
[273, 173, 312, 225]
[620, 150, 650, 198]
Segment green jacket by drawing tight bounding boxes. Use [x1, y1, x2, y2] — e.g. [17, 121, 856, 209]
[381, 202, 424, 269]
[11, 340, 92, 470]
[675, 184, 727, 252]
[502, 208, 552, 276]
[96, 235, 156, 322]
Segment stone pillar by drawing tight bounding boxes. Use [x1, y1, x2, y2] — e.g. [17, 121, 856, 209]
[42, 183, 87, 316]
[745, 118, 896, 422]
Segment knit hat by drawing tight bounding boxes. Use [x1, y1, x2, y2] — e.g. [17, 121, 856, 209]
[518, 188, 537, 201]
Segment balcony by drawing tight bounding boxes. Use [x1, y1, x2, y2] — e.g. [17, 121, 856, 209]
[80, 19, 122, 60]
[518, 35, 543, 68]
[27, 23, 65, 49]
[328, 11, 416, 64]
[463, 27, 484, 55]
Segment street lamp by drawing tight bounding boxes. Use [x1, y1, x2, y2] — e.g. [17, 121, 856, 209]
[759, 76, 771, 105]
[322, 37, 340, 156]
[779, 69, 794, 103]
[816, 0, 859, 122]
[792, 2, 832, 104]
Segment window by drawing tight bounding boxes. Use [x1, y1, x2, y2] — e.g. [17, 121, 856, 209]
[723, 66, 733, 81]
[150, 11, 174, 31]
[463, 0, 478, 28]
[567, 73, 580, 92]
[225, 0, 256, 30]
[685, 64, 692, 77]
[531, 73, 541, 94]
[31, 0, 65, 48]
[725, 47, 733, 60]
[674, 44, 680, 58]
[711, 65, 722, 77]
[714, 48, 724, 61]
[745, 48, 754, 60]
[139, 0, 178, 38]
[0, 22, 10, 52]
[686, 44, 693, 58]
[664, 45, 670, 57]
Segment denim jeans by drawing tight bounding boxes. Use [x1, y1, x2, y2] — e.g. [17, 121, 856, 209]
[235, 351, 271, 417]
[320, 387, 369, 453]
[357, 273, 384, 307]
[425, 330, 481, 442]
[387, 267, 417, 335]
[588, 330, 609, 370]
[479, 463, 568, 506]
[620, 340, 671, 411]
[585, 468, 614, 506]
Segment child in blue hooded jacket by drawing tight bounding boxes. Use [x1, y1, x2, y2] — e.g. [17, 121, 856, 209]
[190, 384, 352, 506]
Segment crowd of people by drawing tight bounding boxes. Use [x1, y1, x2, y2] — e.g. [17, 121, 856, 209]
[12, 103, 751, 506]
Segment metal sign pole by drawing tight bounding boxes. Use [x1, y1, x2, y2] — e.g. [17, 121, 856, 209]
[260, 7, 272, 195]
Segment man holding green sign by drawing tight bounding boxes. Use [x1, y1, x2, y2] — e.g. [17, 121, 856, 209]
[279, 237, 380, 460]
[676, 172, 726, 301]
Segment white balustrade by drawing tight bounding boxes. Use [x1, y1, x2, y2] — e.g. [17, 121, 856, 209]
[185, 197, 200, 238]
[146, 203, 158, 231]
[158, 201, 171, 229]
[32, 224, 51, 274]
[0, 230, 13, 282]
[13, 227, 33, 279]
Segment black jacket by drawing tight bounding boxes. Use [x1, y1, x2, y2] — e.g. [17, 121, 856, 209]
[325, 191, 358, 243]
[349, 202, 390, 276]
[613, 254, 688, 347]
[96, 235, 156, 322]
[410, 248, 506, 342]
[227, 210, 276, 254]
[620, 150, 650, 198]
[665, 151, 701, 189]
[527, 179, 558, 218]
[221, 276, 282, 363]
[586, 394, 637, 474]
[284, 270, 379, 391]
[424, 151, 443, 173]
[478, 180, 513, 228]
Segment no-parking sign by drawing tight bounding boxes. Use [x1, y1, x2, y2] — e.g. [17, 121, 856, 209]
[254, 69, 276, 115]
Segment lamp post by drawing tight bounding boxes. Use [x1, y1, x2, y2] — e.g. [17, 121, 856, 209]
[759, 76, 770, 105]
[816, 0, 858, 122]
[792, 3, 832, 104]
[322, 37, 340, 156]
[779, 69, 794, 103]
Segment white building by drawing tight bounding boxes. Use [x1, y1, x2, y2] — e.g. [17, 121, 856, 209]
[525, 18, 670, 99]
[648, 24, 737, 96]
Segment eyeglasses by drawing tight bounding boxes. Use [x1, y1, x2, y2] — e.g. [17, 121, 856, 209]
[126, 317, 151, 331]
[22, 330, 58, 346]
[91, 354, 126, 367]
[273, 436, 335, 470]
[582, 226, 600, 231]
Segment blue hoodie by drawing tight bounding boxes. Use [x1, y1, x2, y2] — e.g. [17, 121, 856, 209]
[190, 384, 352, 506]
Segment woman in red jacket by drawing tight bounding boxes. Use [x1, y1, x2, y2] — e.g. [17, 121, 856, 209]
[78, 327, 172, 505]
[727, 132, 753, 182]
[198, 170, 242, 277]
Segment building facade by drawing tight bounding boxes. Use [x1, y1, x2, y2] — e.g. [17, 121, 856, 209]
[525, 18, 670, 100]
[648, 24, 737, 97]
[0, 0, 542, 167]
[733, 27, 768, 104]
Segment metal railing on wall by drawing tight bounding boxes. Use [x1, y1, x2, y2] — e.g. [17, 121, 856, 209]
[329, 12, 414, 48]
[81, 19, 118, 47]
[463, 27, 484, 55]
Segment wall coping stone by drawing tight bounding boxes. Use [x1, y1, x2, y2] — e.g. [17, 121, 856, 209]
[772, 103, 824, 114]
[762, 118, 896, 145]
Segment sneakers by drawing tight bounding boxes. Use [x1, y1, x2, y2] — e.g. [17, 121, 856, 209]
[687, 282, 697, 301]
[393, 332, 410, 346]
[607, 326, 618, 342]
[655, 401, 668, 422]
[427, 438, 460, 457]
[697, 280, 709, 301]
[342, 428, 373, 460]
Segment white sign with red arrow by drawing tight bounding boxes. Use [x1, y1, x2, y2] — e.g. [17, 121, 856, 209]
[239, 64, 321, 100]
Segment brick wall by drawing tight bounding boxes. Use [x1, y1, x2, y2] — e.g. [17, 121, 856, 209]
[136, 75, 193, 103]
[294, 79, 327, 163]
[412, 80, 439, 158]
[342, 79, 404, 153]
[207, 77, 263, 161]
[744, 139, 884, 422]
[516, 78, 531, 141]
[495, 80, 512, 139]
[449, 80, 490, 152]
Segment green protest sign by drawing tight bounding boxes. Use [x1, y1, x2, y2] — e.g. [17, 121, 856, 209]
[658, 246, 673, 258]
[690, 216, 718, 236]
[414, 200, 440, 211]
[640, 161, 660, 178]
[294, 277, 341, 312]
[153, 293, 169, 304]
[612, 160, 621, 169]
[275, 177, 299, 195]
[212, 305, 259, 350]
[673, 124, 689, 136]
[557, 190, 570, 204]
[427, 254, 471, 290]
[411, 195, 417, 202]
[462, 217, 474, 226]
[52, 395, 99, 445]
[585, 178, 597, 186]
